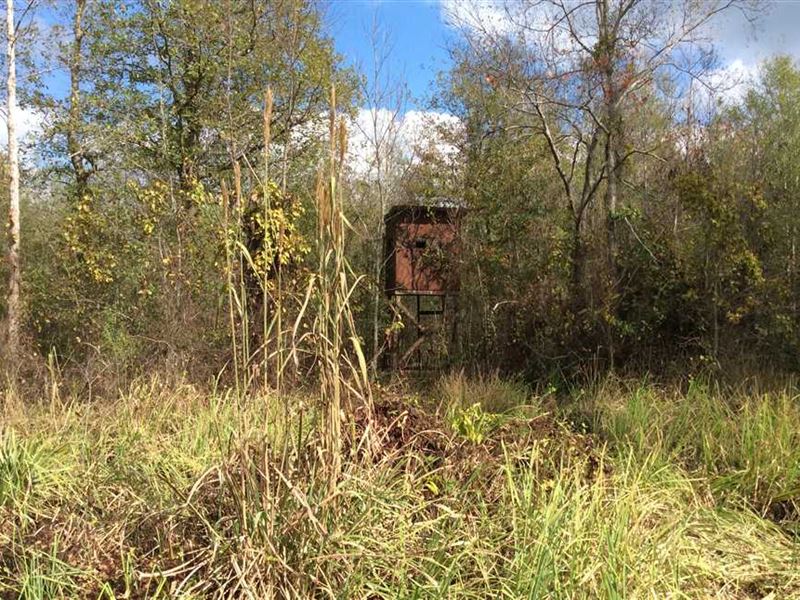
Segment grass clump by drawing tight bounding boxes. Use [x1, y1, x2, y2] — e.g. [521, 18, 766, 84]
[436, 370, 533, 415]
[580, 378, 800, 521]
[437, 371, 543, 443]
[0, 430, 41, 509]
[0, 375, 798, 597]
[0, 427, 72, 513]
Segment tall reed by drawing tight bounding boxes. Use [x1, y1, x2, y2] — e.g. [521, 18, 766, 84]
[262, 87, 274, 391]
[314, 86, 374, 490]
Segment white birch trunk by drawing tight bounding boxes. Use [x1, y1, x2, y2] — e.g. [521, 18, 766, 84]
[5, 0, 20, 364]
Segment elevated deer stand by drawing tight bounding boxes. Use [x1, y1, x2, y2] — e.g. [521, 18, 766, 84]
[383, 205, 463, 371]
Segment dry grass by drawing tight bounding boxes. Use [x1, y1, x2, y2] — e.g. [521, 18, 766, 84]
[1, 375, 799, 598]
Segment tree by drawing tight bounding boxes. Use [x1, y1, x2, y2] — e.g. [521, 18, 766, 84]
[66, 0, 91, 199]
[4, 0, 35, 368]
[436, 49, 572, 369]
[711, 56, 800, 359]
[446, 0, 751, 364]
[20, 0, 354, 379]
[348, 15, 410, 373]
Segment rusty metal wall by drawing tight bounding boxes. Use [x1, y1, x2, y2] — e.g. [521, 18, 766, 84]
[384, 205, 462, 295]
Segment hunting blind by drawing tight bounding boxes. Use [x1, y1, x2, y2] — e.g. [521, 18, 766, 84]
[383, 204, 463, 371]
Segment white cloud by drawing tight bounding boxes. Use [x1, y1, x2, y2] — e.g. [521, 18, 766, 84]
[714, 3, 800, 68]
[439, 0, 596, 76]
[689, 58, 758, 111]
[400, 109, 461, 159]
[284, 107, 462, 182]
[0, 103, 44, 147]
[346, 108, 461, 180]
[440, 0, 513, 36]
[438, 0, 771, 115]
[346, 107, 404, 177]
[706, 59, 757, 105]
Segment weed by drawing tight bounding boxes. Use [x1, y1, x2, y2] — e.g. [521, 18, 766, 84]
[0, 376, 798, 597]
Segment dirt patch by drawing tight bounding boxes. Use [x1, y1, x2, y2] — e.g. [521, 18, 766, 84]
[353, 397, 453, 456]
[349, 396, 605, 488]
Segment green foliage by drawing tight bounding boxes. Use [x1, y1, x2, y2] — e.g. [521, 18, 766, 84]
[419, 35, 800, 372]
[0, 429, 39, 508]
[435, 55, 576, 371]
[14, 0, 800, 381]
[675, 169, 765, 324]
[17, 0, 353, 384]
[449, 402, 499, 443]
[14, 540, 84, 600]
[0, 427, 68, 511]
[242, 181, 311, 284]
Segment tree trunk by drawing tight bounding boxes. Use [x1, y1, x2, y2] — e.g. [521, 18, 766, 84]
[604, 111, 619, 368]
[570, 215, 585, 293]
[598, 0, 619, 278]
[67, 0, 89, 197]
[598, 0, 621, 368]
[5, 0, 21, 367]
[605, 121, 619, 266]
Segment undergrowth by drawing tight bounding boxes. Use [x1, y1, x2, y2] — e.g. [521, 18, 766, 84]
[0, 375, 798, 598]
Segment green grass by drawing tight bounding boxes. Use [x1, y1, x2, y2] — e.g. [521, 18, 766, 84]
[0, 375, 798, 598]
[578, 378, 800, 519]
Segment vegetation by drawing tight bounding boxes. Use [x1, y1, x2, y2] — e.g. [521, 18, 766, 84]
[2, 0, 800, 596]
[2, 1, 800, 379]
[1, 375, 799, 598]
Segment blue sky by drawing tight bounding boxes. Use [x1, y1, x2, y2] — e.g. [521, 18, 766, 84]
[329, 0, 453, 106]
[34, 1, 456, 107]
[9, 0, 800, 146]
[31, 0, 800, 108]
[328, 0, 800, 109]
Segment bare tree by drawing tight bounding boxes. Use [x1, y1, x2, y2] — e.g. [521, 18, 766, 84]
[4, 0, 38, 369]
[450, 0, 750, 275]
[351, 14, 410, 374]
[66, 0, 92, 199]
[447, 0, 753, 363]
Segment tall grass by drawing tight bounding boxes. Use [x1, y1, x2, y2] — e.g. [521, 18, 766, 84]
[576, 377, 800, 520]
[189, 84, 377, 598]
[313, 85, 374, 488]
[1, 376, 799, 598]
[262, 86, 275, 392]
[436, 370, 532, 415]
